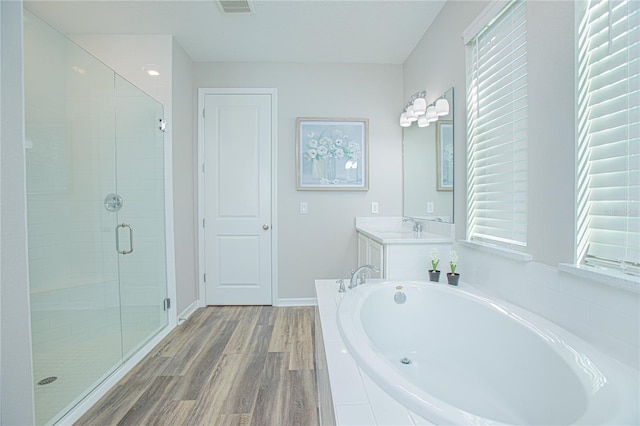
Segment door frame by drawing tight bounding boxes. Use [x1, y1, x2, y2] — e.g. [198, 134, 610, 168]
[197, 88, 278, 306]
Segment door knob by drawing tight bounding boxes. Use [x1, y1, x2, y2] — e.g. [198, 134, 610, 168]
[263, 224, 270, 230]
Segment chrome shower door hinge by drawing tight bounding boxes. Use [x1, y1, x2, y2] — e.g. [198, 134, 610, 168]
[163, 297, 171, 311]
[159, 119, 167, 132]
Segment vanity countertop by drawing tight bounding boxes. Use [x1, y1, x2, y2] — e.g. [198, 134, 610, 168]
[355, 216, 454, 244]
[356, 225, 453, 245]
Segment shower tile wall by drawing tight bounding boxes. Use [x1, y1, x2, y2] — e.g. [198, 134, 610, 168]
[26, 15, 120, 343]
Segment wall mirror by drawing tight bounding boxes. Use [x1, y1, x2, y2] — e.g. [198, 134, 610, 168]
[403, 87, 454, 222]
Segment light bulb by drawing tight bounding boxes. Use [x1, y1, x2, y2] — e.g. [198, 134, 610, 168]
[435, 98, 450, 116]
[406, 106, 418, 122]
[412, 97, 427, 115]
[426, 105, 438, 122]
[400, 113, 411, 127]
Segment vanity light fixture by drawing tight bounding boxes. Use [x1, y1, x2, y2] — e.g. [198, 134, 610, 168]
[400, 90, 448, 128]
[400, 91, 426, 127]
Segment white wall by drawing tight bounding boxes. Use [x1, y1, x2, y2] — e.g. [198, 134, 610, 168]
[403, 0, 488, 243]
[405, 0, 575, 264]
[194, 62, 404, 299]
[403, 0, 639, 369]
[1, 1, 36, 424]
[72, 35, 173, 108]
[171, 40, 197, 314]
[1, 4, 3, 420]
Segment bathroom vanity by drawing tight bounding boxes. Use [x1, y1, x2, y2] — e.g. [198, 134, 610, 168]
[355, 217, 453, 280]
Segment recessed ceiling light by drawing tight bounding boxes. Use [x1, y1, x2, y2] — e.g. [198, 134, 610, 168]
[146, 70, 160, 76]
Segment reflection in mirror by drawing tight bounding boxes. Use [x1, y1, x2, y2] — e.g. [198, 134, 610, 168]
[403, 87, 454, 222]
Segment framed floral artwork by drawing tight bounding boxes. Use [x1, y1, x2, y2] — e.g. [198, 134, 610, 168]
[296, 117, 369, 190]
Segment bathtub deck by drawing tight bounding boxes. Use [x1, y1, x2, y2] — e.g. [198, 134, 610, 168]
[315, 279, 435, 425]
[74, 306, 319, 426]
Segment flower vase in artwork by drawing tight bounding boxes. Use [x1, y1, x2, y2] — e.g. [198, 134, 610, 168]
[347, 166, 357, 183]
[312, 158, 326, 180]
[326, 156, 336, 181]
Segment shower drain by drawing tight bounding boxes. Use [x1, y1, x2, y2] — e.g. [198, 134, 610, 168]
[37, 376, 58, 386]
[400, 357, 412, 365]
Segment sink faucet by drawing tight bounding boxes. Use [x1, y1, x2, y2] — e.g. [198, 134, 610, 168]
[403, 217, 422, 233]
[350, 265, 380, 289]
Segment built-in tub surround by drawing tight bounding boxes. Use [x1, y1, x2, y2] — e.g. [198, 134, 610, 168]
[454, 244, 640, 371]
[315, 279, 433, 425]
[318, 279, 639, 425]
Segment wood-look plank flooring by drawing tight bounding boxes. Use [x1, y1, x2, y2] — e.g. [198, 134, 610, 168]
[75, 306, 319, 426]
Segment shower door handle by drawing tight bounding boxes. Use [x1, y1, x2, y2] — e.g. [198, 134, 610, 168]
[116, 223, 134, 255]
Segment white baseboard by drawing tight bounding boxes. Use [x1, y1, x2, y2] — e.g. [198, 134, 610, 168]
[177, 300, 200, 325]
[275, 297, 317, 306]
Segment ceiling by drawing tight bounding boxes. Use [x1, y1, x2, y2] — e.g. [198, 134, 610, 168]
[24, 0, 446, 64]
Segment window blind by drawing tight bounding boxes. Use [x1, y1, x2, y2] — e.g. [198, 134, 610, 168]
[577, 0, 640, 275]
[466, 0, 528, 248]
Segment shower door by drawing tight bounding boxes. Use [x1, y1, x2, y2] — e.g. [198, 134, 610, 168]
[114, 75, 168, 359]
[24, 10, 168, 425]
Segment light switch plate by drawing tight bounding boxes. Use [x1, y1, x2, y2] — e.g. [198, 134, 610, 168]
[371, 202, 379, 214]
[427, 202, 434, 213]
[300, 202, 308, 214]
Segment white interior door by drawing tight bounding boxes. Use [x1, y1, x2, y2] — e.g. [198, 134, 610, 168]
[203, 93, 272, 305]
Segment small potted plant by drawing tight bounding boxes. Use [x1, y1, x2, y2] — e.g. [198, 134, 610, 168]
[429, 249, 441, 282]
[447, 250, 460, 286]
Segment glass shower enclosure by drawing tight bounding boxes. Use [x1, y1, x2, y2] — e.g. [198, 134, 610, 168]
[23, 10, 168, 425]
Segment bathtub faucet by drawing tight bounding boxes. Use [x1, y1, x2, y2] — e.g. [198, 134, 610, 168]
[349, 265, 380, 289]
[402, 217, 422, 233]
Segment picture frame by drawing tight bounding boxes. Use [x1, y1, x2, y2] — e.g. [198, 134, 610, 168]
[436, 120, 454, 191]
[296, 117, 369, 190]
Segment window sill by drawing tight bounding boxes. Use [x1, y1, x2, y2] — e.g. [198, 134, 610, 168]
[458, 240, 532, 262]
[558, 263, 640, 294]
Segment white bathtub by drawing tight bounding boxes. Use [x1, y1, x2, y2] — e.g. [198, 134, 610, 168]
[337, 281, 639, 425]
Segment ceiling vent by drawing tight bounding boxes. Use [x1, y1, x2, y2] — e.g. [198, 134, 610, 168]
[217, 0, 254, 14]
